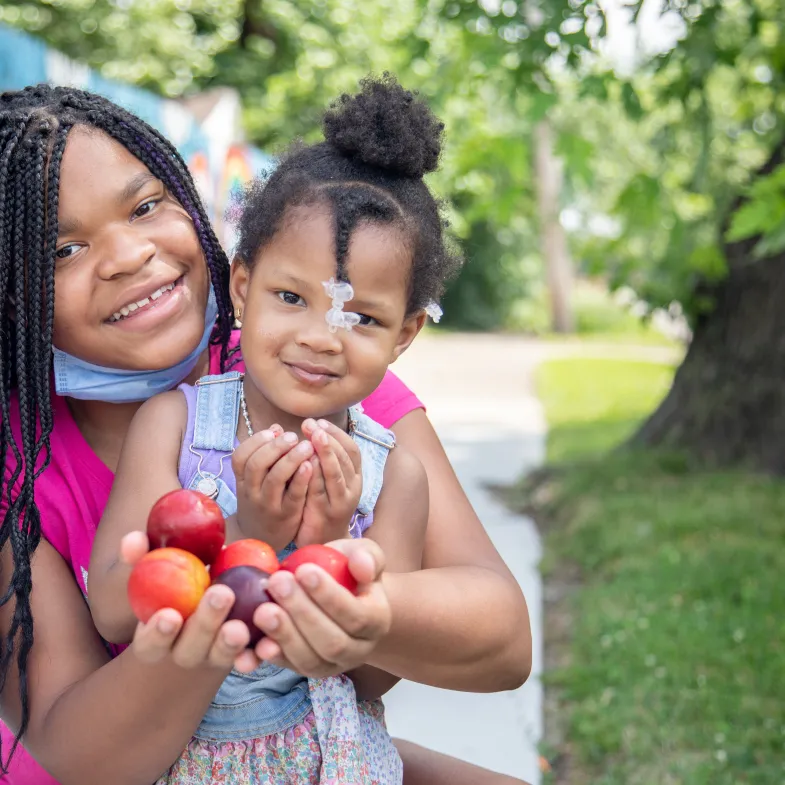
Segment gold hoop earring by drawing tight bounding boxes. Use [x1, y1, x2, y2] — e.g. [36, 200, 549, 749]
[233, 310, 243, 329]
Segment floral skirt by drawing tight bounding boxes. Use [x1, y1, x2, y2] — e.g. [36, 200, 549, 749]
[156, 676, 402, 785]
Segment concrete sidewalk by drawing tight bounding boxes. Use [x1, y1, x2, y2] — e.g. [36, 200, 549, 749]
[383, 334, 546, 785]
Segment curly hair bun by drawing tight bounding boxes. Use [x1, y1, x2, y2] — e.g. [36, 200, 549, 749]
[322, 73, 444, 179]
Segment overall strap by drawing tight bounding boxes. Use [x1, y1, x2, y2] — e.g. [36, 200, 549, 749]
[348, 406, 396, 518]
[192, 371, 243, 451]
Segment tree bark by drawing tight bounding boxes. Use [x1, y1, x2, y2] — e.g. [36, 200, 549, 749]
[633, 141, 785, 473]
[534, 119, 574, 334]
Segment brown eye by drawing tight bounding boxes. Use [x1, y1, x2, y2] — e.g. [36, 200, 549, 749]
[277, 291, 305, 306]
[55, 243, 80, 259]
[132, 199, 159, 219]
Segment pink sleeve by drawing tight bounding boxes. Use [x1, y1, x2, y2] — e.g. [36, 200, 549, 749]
[361, 370, 424, 429]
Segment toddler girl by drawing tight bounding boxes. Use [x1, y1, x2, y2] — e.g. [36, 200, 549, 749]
[89, 74, 461, 784]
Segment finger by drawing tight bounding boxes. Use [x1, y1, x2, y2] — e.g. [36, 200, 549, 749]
[294, 563, 391, 641]
[311, 430, 347, 502]
[233, 648, 262, 674]
[262, 570, 362, 668]
[170, 585, 235, 668]
[207, 619, 252, 669]
[282, 460, 311, 516]
[120, 531, 150, 566]
[316, 419, 362, 473]
[315, 429, 357, 482]
[242, 433, 299, 493]
[131, 608, 184, 664]
[232, 429, 278, 473]
[325, 537, 386, 585]
[307, 456, 326, 497]
[261, 438, 314, 508]
[252, 592, 332, 676]
[269, 423, 284, 437]
[254, 636, 283, 663]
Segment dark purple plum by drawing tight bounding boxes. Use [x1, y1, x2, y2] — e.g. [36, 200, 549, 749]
[212, 565, 273, 646]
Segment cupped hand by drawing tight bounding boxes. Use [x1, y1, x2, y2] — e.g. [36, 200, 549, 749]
[250, 537, 391, 677]
[120, 531, 261, 674]
[295, 418, 363, 547]
[231, 423, 314, 549]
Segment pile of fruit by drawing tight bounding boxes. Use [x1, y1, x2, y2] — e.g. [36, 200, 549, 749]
[128, 489, 358, 646]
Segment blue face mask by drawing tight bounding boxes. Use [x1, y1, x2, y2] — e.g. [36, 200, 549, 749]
[53, 286, 219, 403]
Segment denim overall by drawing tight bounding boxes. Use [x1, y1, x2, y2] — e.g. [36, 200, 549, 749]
[176, 371, 396, 745]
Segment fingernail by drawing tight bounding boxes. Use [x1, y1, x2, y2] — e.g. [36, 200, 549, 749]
[275, 575, 293, 599]
[302, 570, 320, 590]
[157, 618, 175, 634]
[264, 613, 280, 631]
[296, 440, 312, 454]
[317, 431, 329, 445]
[209, 591, 229, 609]
[283, 432, 298, 444]
[317, 419, 330, 429]
[259, 430, 274, 442]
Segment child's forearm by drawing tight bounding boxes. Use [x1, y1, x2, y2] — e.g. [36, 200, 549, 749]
[368, 567, 532, 692]
[348, 664, 401, 701]
[31, 650, 227, 785]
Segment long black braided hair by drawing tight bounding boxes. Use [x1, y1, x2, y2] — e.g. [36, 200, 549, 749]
[0, 84, 233, 767]
[235, 74, 463, 315]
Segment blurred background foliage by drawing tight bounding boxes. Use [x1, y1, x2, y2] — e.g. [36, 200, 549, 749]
[1, 0, 782, 333]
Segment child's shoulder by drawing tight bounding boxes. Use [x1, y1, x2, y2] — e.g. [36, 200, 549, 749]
[127, 388, 188, 442]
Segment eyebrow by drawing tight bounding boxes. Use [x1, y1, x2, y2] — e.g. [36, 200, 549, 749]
[57, 173, 160, 238]
[57, 216, 82, 236]
[118, 172, 159, 206]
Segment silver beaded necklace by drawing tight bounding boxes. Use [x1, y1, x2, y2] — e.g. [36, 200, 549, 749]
[239, 379, 254, 438]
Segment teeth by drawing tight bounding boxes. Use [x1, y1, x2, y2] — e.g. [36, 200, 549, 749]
[110, 282, 175, 322]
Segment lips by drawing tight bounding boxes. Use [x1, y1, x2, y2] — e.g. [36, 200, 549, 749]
[107, 278, 181, 323]
[284, 361, 341, 386]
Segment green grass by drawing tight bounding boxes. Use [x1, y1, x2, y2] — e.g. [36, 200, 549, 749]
[536, 358, 675, 463]
[527, 357, 785, 785]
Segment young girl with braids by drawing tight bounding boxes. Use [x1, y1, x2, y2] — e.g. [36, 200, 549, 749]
[88, 74, 457, 784]
[0, 82, 531, 785]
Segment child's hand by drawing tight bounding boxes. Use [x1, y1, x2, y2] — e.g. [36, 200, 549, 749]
[251, 537, 391, 677]
[295, 419, 363, 547]
[122, 531, 261, 674]
[232, 425, 315, 549]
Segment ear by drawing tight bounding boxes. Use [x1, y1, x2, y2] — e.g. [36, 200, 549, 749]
[390, 311, 427, 363]
[229, 256, 251, 318]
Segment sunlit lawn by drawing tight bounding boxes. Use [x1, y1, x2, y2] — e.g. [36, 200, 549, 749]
[525, 357, 784, 784]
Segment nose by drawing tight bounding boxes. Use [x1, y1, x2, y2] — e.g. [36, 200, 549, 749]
[96, 224, 155, 280]
[295, 309, 344, 354]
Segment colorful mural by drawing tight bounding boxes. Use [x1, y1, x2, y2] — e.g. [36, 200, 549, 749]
[0, 24, 272, 250]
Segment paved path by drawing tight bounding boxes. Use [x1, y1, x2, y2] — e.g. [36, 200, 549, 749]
[382, 333, 681, 782]
[383, 334, 549, 784]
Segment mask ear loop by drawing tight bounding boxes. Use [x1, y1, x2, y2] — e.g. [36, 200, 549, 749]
[322, 277, 361, 333]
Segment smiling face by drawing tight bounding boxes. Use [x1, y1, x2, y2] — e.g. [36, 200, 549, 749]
[52, 127, 211, 371]
[230, 203, 425, 422]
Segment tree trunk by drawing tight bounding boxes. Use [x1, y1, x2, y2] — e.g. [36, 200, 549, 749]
[534, 119, 574, 334]
[633, 142, 785, 473]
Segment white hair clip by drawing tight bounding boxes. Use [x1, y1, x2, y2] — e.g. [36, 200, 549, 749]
[322, 277, 361, 333]
[424, 301, 443, 323]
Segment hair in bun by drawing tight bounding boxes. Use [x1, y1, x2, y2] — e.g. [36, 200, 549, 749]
[323, 73, 443, 179]
[236, 73, 462, 316]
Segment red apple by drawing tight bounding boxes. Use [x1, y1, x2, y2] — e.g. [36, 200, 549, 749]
[128, 547, 210, 624]
[211, 539, 279, 581]
[212, 565, 273, 646]
[280, 544, 358, 595]
[147, 489, 225, 565]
